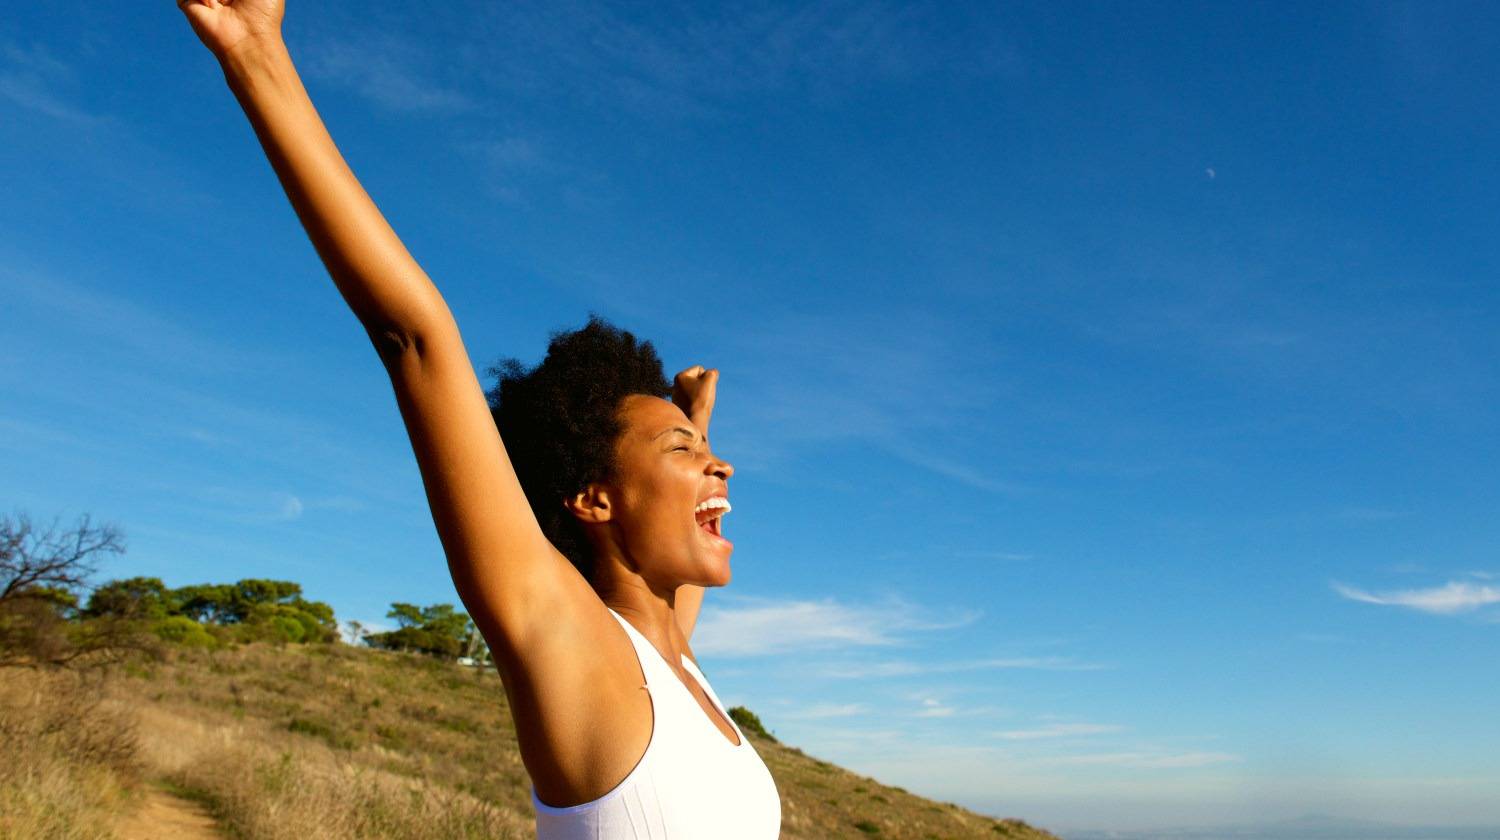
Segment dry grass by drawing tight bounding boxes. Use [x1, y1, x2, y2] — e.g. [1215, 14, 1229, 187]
[8, 643, 1059, 839]
[0, 669, 141, 839]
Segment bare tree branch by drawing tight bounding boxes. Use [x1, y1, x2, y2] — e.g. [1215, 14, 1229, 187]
[0, 512, 145, 669]
[0, 512, 126, 603]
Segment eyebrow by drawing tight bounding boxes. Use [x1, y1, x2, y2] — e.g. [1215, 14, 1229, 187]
[653, 426, 701, 444]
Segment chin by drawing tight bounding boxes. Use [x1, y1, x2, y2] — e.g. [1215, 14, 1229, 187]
[702, 559, 732, 588]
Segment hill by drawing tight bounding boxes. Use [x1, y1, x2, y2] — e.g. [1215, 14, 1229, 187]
[4, 642, 1059, 839]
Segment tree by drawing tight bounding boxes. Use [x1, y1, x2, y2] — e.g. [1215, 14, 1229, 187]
[173, 583, 236, 624]
[0, 513, 147, 668]
[727, 706, 776, 742]
[85, 576, 172, 620]
[1, 512, 124, 604]
[84, 573, 338, 646]
[368, 602, 475, 658]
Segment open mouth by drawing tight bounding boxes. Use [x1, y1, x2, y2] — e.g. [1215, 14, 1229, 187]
[694, 497, 731, 542]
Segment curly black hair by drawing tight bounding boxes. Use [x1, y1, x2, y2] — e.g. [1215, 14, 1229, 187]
[486, 315, 672, 580]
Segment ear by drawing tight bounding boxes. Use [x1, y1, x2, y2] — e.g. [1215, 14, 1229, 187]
[563, 483, 613, 525]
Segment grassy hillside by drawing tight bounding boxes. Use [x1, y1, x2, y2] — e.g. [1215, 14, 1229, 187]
[4, 643, 1059, 839]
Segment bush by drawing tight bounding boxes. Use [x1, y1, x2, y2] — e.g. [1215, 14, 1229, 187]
[367, 627, 461, 658]
[155, 616, 216, 648]
[269, 615, 307, 644]
[727, 705, 776, 742]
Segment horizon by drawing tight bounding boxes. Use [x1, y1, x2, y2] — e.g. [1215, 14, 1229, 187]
[5, 1, 1500, 832]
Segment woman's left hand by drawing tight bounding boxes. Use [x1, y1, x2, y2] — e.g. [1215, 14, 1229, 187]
[672, 365, 718, 434]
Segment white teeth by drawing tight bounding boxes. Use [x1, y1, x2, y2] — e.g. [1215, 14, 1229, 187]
[694, 497, 731, 515]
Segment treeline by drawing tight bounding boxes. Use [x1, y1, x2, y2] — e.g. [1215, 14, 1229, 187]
[364, 602, 488, 661]
[1, 512, 485, 666]
[84, 576, 337, 646]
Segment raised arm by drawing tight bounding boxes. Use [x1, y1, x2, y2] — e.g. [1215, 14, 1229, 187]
[670, 365, 719, 642]
[178, 1, 595, 657]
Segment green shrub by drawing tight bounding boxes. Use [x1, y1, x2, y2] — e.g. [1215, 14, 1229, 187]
[854, 819, 881, 834]
[269, 615, 306, 644]
[155, 616, 216, 648]
[726, 705, 776, 742]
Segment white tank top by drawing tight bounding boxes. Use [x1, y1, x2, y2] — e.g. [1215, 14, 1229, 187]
[531, 607, 782, 839]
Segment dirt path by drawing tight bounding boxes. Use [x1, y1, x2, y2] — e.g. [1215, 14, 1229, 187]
[117, 787, 223, 840]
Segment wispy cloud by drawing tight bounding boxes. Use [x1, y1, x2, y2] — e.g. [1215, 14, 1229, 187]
[782, 702, 867, 720]
[994, 723, 1123, 740]
[915, 697, 955, 718]
[453, 135, 571, 204]
[144, 484, 371, 527]
[0, 41, 104, 123]
[691, 594, 978, 657]
[951, 550, 1034, 562]
[0, 262, 249, 372]
[1039, 751, 1239, 769]
[879, 440, 1030, 495]
[720, 309, 1019, 492]
[275, 494, 305, 522]
[1333, 580, 1500, 615]
[1336, 506, 1409, 522]
[302, 36, 470, 113]
[824, 655, 1105, 679]
[449, 1, 1021, 117]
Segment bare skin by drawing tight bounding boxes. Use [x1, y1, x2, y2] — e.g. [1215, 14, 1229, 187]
[178, 1, 742, 806]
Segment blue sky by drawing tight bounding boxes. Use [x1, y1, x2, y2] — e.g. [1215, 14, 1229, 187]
[4, 1, 1499, 832]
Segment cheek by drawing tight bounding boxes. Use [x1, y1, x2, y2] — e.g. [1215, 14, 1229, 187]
[617, 469, 688, 534]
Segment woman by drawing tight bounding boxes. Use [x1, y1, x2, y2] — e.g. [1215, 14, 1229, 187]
[177, 1, 783, 836]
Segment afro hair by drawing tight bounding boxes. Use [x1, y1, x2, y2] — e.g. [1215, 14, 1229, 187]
[486, 315, 672, 580]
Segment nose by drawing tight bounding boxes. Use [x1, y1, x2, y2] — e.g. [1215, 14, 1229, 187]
[707, 450, 733, 481]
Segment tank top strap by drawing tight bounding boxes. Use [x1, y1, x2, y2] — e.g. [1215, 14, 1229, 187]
[605, 607, 679, 694]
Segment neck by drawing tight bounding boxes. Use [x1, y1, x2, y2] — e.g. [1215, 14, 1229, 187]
[591, 560, 690, 671]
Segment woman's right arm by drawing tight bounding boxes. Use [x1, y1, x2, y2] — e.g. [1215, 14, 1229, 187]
[177, 1, 599, 659]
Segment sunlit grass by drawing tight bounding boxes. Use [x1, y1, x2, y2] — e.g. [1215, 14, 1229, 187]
[5, 643, 1057, 839]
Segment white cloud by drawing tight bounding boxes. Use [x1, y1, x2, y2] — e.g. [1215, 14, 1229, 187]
[692, 594, 977, 657]
[782, 703, 867, 720]
[824, 655, 1104, 679]
[995, 723, 1123, 740]
[914, 697, 955, 718]
[1333, 580, 1500, 615]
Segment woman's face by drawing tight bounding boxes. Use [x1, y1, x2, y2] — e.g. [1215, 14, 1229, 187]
[595, 394, 734, 591]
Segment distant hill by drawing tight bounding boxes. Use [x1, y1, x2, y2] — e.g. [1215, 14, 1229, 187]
[80, 643, 1059, 839]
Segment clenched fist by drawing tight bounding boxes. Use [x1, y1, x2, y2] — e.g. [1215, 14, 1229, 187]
[177, 0, 285, 62]
[672, 365, 719, 435]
